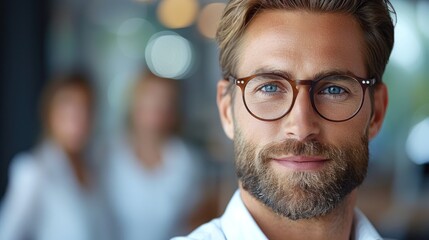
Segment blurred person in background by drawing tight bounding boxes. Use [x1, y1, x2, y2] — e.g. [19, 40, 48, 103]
[101, 71, 203, 240]
[174, 0, 394, 239]
[0, 73, 111, 240]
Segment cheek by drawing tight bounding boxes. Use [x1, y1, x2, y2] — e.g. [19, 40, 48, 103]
[353, 93, 373, 134]
[322, 97, 372, 145]
[233, 92, 372, 148]
[233, 94, 284, 146]
[50, 103, 91, 138]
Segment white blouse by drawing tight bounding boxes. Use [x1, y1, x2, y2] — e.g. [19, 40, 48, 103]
[0, 141, 111, 240]
[101, 136, 202, 240]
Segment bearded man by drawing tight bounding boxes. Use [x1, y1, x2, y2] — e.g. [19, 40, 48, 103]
[174, 0, 394, 239]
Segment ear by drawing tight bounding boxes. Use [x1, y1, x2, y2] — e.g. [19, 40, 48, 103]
[368, 83, 388, 140]
[217, 80, 234, 140]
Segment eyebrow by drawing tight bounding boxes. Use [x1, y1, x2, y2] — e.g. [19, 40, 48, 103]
[249, 67, 355, 80]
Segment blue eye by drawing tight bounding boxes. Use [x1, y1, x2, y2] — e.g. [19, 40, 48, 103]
[261, 84, 278, 93]
[321, 86, 345, 95]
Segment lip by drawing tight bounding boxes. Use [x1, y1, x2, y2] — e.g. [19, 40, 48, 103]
[272, 156, 329, 171]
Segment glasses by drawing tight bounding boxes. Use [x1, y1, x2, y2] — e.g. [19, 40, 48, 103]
[228, 73, 376, 122]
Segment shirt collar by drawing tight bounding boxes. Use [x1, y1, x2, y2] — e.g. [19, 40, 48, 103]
[220, 190, 268, 240]
[352, 208, 382, 240]
[220, 190, 382, 240]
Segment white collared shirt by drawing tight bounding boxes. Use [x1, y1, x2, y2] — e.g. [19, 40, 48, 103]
[173, 190, 382, 240]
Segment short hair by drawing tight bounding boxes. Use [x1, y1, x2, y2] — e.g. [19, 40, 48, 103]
[216, 0, 395, 83]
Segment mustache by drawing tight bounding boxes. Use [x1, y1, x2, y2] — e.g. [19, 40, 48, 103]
[258, 139, 341, 161]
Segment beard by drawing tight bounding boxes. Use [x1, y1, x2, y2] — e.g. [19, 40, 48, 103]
[235, 130, 368, 220]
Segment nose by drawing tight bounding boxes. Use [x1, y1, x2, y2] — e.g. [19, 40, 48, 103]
[281, 86, 321, 141]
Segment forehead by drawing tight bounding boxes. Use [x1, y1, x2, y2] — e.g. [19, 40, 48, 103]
[53, 86, 90, 100]
[135, 79, 177, 96]
[238, 10, 366, 78]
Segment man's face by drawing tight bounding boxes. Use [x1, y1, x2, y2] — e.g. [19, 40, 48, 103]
[217, 10, 388, 220]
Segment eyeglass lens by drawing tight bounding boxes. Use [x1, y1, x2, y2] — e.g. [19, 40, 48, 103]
[243, 74, 364, 121]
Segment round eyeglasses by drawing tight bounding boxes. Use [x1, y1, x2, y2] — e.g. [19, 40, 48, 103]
[228, 73, 376, 122]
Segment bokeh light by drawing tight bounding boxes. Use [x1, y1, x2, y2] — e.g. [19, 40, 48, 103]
[145, 31, 194, 79]
[157, 0, 199, 29]
[117, 18, 155, 59]
[416, 1, 429, 40]
[197, 3, 226, 39]
[390, 2, 424, 72]
[406, 117, 429, 165]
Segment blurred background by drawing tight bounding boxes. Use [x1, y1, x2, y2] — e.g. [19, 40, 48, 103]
[0, 0, 428, 239]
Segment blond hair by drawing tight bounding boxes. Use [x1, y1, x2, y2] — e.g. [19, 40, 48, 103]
[216, 0, 395, 83]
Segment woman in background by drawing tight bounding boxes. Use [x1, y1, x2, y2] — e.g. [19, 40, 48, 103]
[0, 73, 111, 240]
[102, 71, 203, 240]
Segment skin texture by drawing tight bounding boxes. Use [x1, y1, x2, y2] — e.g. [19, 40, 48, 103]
[217, 10, 388, 240]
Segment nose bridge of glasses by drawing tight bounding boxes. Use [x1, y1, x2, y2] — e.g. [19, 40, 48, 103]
[294, 79, 314, 85]
[291, 79, 314, 92]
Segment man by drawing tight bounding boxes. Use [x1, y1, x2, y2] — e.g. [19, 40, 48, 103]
[174, 0, 394, 239]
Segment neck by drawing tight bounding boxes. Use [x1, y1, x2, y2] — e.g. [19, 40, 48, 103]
[132, 130, 167, 146]
[240, 185, 356, 240]
[64, 151, 89, 188]
[130, 132, 166, 169]
[65, 151, 81, 162]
